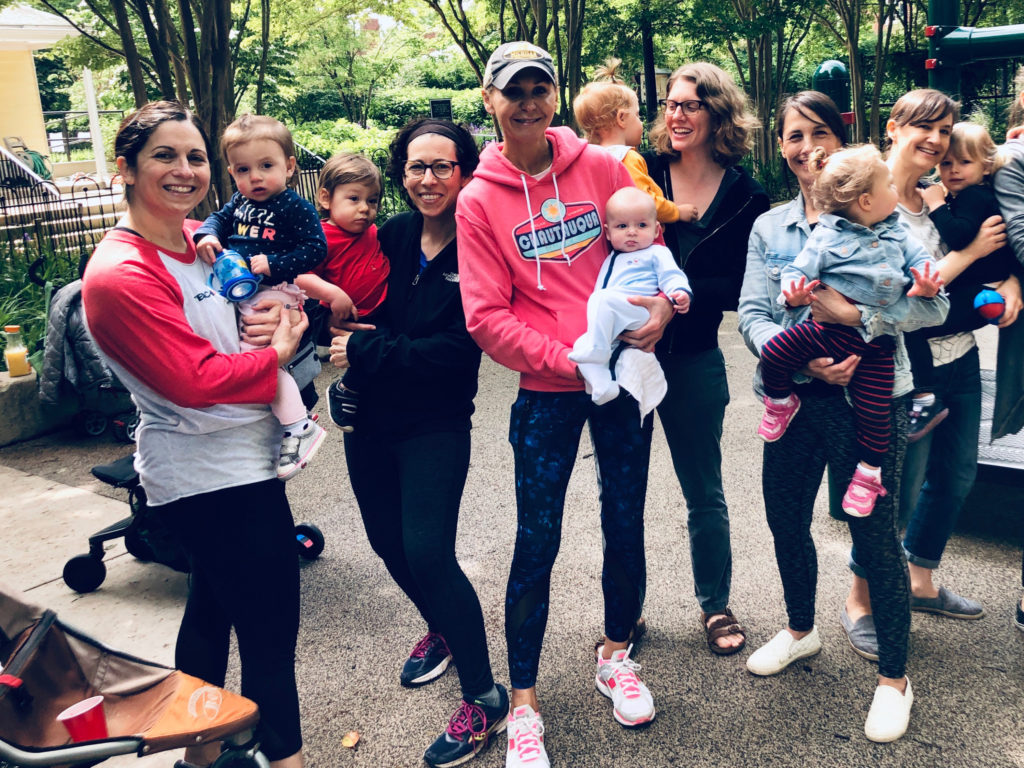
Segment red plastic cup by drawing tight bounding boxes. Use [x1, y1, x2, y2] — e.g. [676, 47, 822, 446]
[56, 695, 108, 742]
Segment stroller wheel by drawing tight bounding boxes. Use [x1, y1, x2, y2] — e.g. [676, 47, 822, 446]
[63, 554, 106, 593]
[112, 411, 140, 443]
[75, 410, 108, 437]
[124, 528, 156, 562]
[294, 523, 325, 560]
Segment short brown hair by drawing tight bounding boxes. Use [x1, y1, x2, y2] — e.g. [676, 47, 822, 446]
[648, 62, 759, 167]
[888, 89, 960, 134]
[316, 153, 381, 216]
[221, 114, 297, 185]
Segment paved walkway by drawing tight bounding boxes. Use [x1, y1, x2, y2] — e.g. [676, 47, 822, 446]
[3, 318, 1023, 768]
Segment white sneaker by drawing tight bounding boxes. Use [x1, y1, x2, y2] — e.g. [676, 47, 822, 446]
[277, 423, 327, 481]
[506, 705, 549, 768]
[595, 644, 655, 727]
[864, 678, 913, 742]
[745, 627, 821, 676]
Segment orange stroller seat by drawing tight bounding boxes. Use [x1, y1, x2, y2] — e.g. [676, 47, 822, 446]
[0, 583, 268, 767]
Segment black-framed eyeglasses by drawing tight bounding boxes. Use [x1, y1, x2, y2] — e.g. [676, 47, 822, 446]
[658, 99, 706, 115]
[404, 160, 459, 179]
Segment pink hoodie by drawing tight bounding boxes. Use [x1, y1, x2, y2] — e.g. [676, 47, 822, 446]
[456, 126, 634, 392]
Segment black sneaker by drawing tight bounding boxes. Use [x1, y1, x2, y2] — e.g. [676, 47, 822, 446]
[1015, 600, 1024, 633]
[907, 398, 949, 444]
[423, 685, 509, 768]
[400, 632, 452, 687]
[327, 380, 359, 432]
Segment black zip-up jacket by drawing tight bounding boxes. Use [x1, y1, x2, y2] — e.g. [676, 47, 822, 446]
[345, 210, 482, 436]
[643, 152, 769, 355]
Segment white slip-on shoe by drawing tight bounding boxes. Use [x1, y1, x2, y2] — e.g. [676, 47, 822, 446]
[745, 626, 821, 676]
[864, 677, 913, 743]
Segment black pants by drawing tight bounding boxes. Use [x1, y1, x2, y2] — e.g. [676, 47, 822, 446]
[159, 480, 302, 760]
[345, 428, 494, 699]
[762, 386, 910, 680]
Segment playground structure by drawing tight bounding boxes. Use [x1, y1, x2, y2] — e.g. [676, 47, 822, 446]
[925, 0, 1024, 97]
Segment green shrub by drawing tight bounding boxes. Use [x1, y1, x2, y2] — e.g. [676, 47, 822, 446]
[291, 120, 395, 160]
[368, 88, 488, 129]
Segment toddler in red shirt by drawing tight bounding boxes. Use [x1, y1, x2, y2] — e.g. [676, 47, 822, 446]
[296, 153, 389, 432]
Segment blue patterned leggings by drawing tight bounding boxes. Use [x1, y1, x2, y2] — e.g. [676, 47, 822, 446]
[506, 389, 653, 690]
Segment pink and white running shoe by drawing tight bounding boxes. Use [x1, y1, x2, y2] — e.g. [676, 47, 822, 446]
[595, 644, 655, 727]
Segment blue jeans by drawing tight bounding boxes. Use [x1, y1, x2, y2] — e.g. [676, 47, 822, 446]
[656, 347, 732, 613]
[851, 346, 980, 574]
[505, 389, 653, 690]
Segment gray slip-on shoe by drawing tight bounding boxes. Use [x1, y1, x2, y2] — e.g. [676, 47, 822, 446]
[910, 586, 985, 620]
[840, 607, 879, 661]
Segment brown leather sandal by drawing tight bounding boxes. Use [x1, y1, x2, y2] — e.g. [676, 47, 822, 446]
[593, 616, 647, 658]
[701, 608, 746, 656]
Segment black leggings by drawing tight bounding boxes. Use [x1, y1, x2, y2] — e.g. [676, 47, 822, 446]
[762, 387, 910, 680]
[159, 480, 302, 761]
[345, 429, 494, 699]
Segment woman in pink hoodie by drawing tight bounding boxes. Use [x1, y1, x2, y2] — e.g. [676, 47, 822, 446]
[456, 42, 674, 768]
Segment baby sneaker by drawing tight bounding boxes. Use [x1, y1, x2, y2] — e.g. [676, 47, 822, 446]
[277, 422, 327, 481]
[757, 394, 800, 442]
[595, 643, 655, 727]
[842, 467, 887, 517]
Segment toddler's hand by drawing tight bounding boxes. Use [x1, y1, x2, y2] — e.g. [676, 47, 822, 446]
[921, 183, 947, 211]
[677, 203, 699, 223]
[249, 253, 271, 276]
[195, 235, 222, 265]
[907, 261, 944, 298]
[330, 291, 357, 324]
[670, 291, 690, 313]
[783, 277, 820, 307]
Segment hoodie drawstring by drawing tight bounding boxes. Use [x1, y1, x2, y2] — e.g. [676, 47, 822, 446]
[521, 171, 570, 291]
[520, 174, 545, 291]
[550, 171, 570, 266]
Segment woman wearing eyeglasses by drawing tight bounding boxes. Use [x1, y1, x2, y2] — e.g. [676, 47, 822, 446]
[643, 62, 769, 655]
[326, 118, 509, 768]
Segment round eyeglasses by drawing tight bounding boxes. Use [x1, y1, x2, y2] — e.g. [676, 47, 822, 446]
[404, 160, 459, 179]
[658, 99, 706, 116]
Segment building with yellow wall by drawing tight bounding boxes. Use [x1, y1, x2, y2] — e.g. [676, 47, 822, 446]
[0, 4, 77, 159]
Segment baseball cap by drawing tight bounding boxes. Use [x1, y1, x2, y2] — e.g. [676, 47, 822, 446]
[483, 42, 557, 90]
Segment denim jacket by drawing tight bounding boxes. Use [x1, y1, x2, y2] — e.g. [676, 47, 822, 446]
[780, 212, 936, 329]
[738, 194, 949, 398]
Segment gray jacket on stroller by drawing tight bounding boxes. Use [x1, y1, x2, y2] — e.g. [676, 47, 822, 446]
[39, 280, 115, 406]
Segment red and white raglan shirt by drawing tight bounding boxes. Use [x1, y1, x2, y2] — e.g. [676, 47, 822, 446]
[82, 222, 282, 505]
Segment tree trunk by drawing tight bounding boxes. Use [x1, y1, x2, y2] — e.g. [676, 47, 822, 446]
[108, 0, 149, 106]
[129, 0, 177, 99]
[256, 0, 270, 113]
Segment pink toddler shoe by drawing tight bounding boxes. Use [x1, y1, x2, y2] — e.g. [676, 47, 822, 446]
[757, 394, 801, 442]
[842, 467, 887, 517]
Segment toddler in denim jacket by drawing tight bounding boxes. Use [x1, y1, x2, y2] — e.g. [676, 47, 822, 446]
[757, 144, 943, 517]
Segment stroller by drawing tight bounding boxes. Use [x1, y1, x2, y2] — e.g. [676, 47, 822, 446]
[62, 454, 326, 594]
[0, 584, 270, 767]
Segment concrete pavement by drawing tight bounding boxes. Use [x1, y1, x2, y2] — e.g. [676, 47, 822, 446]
[2, 317, 1023, 768]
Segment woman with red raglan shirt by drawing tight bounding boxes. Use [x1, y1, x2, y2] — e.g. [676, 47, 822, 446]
[82, 101, 307, 768]
[456, 42, 674, 768]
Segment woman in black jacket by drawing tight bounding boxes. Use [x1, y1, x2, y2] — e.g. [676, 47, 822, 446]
[328, 120, 507, 768]
[643, 62, 769, 655]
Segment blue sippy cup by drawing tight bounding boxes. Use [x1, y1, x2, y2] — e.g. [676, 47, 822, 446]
[209, 249, 261, 301]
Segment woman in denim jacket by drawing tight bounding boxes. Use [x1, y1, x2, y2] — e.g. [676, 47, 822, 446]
[738, 91, 948, 743]
[757, 143, 941, 517]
